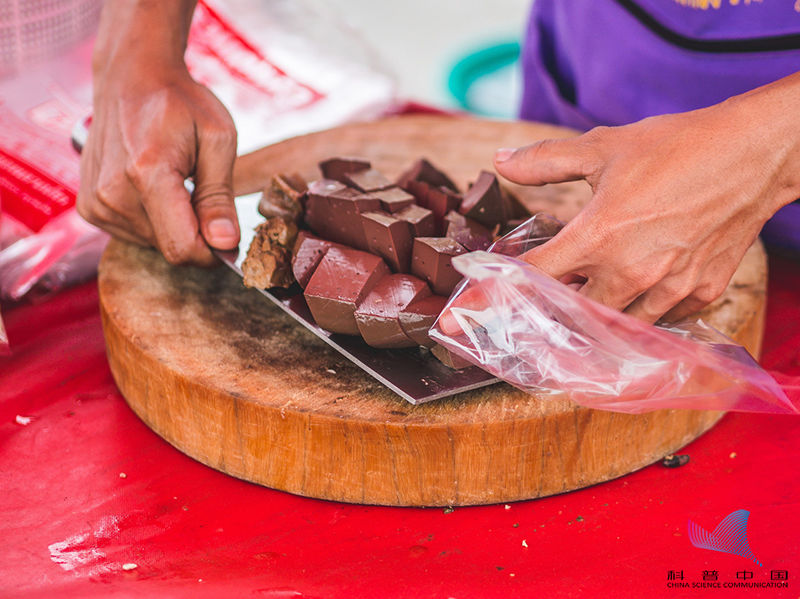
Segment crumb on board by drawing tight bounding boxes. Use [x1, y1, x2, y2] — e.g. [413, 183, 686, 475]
[504, 504, 511, 510]
[521, 539, 528, 548]
[122, 563, 137, 571]
[661, 454, 690, 468]
[729, 452, 737, 459]
[119, 472, 127, 479]
[241, 218, 298, 290]
[15, 415, 32, 426]
[443, 506, 454, 514]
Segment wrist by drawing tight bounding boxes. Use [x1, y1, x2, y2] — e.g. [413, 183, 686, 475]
[721, 74, 800, 216]
[93, 0, 197, 81]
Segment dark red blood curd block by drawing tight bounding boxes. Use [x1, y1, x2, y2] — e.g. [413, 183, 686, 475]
[366, 188, 416, 213]
[355, 274, 431, 348]
[396, 204, 436, 237]
[399, 294, 448, 348]
[426, 187, 462, 234]
[307, 178, 350, 197]
[411, 237, 467, 296]
[291, 231, 341, 288]
[304, 246, 390, 335]
[459, 170, 508, 228]
[305, 180, 380, 250]
[361, 211, 414, 273]
[319, 157, 370, 183]
[345, 168, 393, 192]
[397, 158, 459, 192]
[405, 181, 461, 233]
[431, 344, 472, 369]
[444, 211, 493, 251]
[405, 179, 432, 208]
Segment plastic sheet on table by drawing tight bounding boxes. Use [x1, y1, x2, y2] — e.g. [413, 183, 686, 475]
[0, 0, 396, 303]
[430, 214, 800, 415]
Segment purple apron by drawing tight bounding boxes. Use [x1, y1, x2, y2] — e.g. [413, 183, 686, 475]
[520, 0, 800, 252]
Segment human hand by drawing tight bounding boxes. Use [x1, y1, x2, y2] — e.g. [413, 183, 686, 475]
[494, 94, 800, 323]
[78, 5, 238, 266]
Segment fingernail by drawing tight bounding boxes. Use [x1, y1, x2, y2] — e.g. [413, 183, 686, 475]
[206, 218, 237, 244]
[495, 148, 516, 162]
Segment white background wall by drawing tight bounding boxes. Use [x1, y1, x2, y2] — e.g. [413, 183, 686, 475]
[303, 0, 531, 108]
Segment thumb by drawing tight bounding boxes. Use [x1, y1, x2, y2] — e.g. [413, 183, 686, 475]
[494, 135, 599, 186]
[192, 126, 239, 250]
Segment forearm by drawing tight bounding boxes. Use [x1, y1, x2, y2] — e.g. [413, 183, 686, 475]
[93, 0, 198, 80]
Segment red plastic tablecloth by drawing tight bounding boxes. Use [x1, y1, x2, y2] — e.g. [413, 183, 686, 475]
[2, 253, 799, 599]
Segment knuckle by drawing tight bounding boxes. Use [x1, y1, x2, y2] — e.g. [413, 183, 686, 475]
[660, 277, 695, 301]
[692, 280, 727, 305]
[581, 127, 609, 149]
[76, 186, 108, 225]
[690, 288, 716, 306]
[192, 183, 234, 208]
[159, 240, 194, 266]
[124, 159, 147, 189]
[580, 154, 603, 180]
[93, 174, 123, 209]
[125, 154, 165, 190]
[579, 128, 611, 177]
[75, 195, 97, 224]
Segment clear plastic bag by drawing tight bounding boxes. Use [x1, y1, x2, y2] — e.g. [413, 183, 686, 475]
[429, 214, 799, 414]
[0, 209, 108, 300]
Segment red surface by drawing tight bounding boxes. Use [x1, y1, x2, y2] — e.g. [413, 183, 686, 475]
[2, 253, 799, 599]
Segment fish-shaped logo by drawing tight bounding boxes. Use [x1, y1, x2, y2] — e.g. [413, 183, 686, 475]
[688, 509, 763, 566]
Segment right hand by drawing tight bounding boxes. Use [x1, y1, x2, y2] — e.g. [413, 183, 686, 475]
[78, 56, 239, 266]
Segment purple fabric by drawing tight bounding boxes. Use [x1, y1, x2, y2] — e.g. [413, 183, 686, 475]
[519, 0, 800, 252]
[520, 1, 800, 129]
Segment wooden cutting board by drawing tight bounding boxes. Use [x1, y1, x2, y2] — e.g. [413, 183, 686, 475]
[99, 115, 768, 506]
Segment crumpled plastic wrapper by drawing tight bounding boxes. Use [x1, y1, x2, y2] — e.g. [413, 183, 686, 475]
[429, 214, 799, 414]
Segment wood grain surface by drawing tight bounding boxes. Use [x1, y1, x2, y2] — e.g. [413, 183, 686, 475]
[99, 115, 768, 506]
